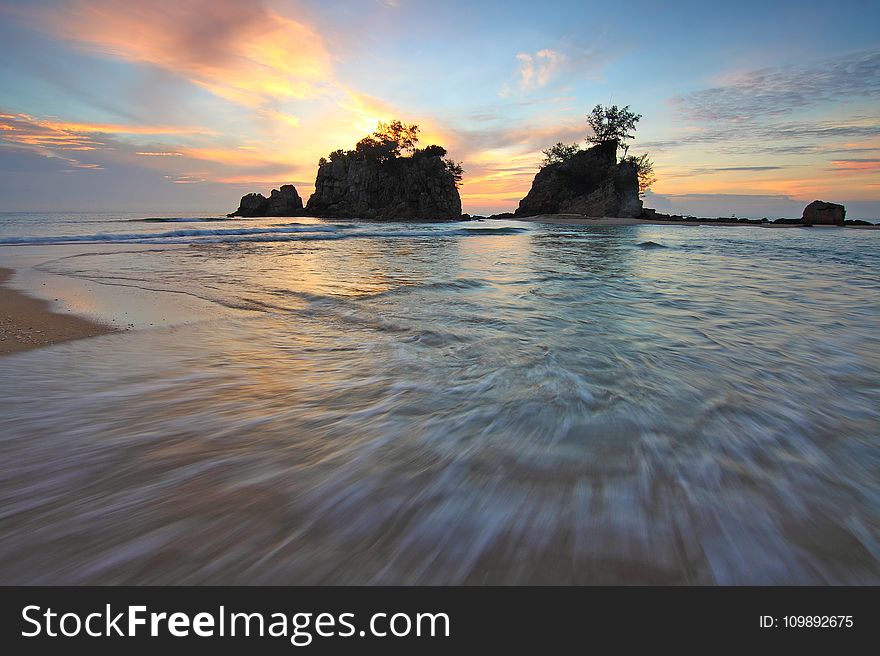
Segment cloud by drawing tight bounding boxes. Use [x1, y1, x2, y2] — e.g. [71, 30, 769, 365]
[673, 49, 880, 122]
[709, 166, 784, 171]
[638, 118, 880, 155]
[0, 108, 319, 191]
[0, 112, 209, 147]
[26, 0, 334, 109]
[830, 158, 880, 171]
[516, 50, 566, 90]
[508, 45, 607, 95]
[0, 112, 215, 171]
[658, 165, 789, 179]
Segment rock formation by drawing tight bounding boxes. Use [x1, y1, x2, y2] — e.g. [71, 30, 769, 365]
[515, 140, 642, 218]
[802, 200, 845, 226]
[306, 154, 461, 220]
[228, 184, 303, 217]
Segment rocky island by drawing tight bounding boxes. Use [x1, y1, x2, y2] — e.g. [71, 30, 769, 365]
[307, 148, 461, 220]
[227, 107, 871, 227]
[515, 139, 642, 218]
[228, 184, 303, 217]
[802, 200, 845, 226]
[229, 121, 462, 220]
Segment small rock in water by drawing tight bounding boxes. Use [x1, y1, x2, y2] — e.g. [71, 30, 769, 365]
[637, 241, 665, 249]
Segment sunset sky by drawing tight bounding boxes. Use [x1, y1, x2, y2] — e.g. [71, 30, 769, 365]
[0, 0, 878, 217]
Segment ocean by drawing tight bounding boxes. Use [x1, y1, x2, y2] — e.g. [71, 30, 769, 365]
[0, 211, 878, 584]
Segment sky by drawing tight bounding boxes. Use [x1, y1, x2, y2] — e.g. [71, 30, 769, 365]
[0, 0, 878, 218]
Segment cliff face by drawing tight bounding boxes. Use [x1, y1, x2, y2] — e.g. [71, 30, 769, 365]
[228, 184, 303, 217]
[515, 140, 642, 218]
[306, 155, 461, 220]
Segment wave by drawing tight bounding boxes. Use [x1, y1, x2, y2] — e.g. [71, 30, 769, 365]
[0, 224, 342, 245]
[0, 224, 529, 246]
[460, 226, 528, 235]
[200, 227, 528, 244]
[134, 217, 231, 223]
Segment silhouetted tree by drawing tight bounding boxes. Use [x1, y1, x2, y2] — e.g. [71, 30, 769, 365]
[625, 153, 656, 196]
[586, 104, 641, 150]
[534, 104, 657, 190]
[374, 120, 420, 156]
[414, 144, 448, 158]
[444, 159, 464, 187]
[541, 142, 581, 166]
[354, 135, 388, 161]
[352, 120, 421, 162]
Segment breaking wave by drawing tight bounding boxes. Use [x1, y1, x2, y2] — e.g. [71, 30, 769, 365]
[0, 224, 528, 246]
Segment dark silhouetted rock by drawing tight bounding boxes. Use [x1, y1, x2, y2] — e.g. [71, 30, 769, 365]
[515, 140, 642, 218]
[229, 193, 268, 217]
[228, 184, 303, 217]
[306, 154, 461, 220]
[802, 200, 845, 226]
[267, 184, 303, 216]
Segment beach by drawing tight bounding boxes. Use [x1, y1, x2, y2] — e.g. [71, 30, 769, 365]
[0, 267, 114, 356]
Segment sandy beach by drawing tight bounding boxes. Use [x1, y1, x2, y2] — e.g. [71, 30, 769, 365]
[0, 267, 115, 356]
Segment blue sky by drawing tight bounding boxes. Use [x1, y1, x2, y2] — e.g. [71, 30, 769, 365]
[0, 0, 878, 217]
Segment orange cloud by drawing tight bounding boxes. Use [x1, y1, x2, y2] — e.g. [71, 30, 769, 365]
[32, 0, 334, 108]
[830, 159, 880, 171]
[0, 113, 212, 148]
[0, 113, 99, 151]
[38, 119, 214, 136]
[0, 110, 223, 177]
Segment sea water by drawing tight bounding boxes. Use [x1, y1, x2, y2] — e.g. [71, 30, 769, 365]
[0, 212, 877, 583]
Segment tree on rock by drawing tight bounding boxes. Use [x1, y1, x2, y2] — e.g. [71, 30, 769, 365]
[352, 120, 421, 163]
[585, 104, 656, 194]
[444, 159, 464, 187]
[377, 120, 420, 155]
[624, 153, 657, 196]
[542, 142, 581, 166]
[586, 104, 642, 150]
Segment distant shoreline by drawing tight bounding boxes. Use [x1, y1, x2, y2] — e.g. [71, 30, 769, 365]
[503, 214, 880, 229]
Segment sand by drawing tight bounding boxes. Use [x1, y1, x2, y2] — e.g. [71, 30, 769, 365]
[0, 267, 115, 356]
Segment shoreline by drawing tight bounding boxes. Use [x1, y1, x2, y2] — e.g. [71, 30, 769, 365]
[0, 243, 264, 357]
[0, 267, 116, 356]
[504, 213, 880, 229]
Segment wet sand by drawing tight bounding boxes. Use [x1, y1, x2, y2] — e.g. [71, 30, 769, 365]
[0, 267, 115, 356]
